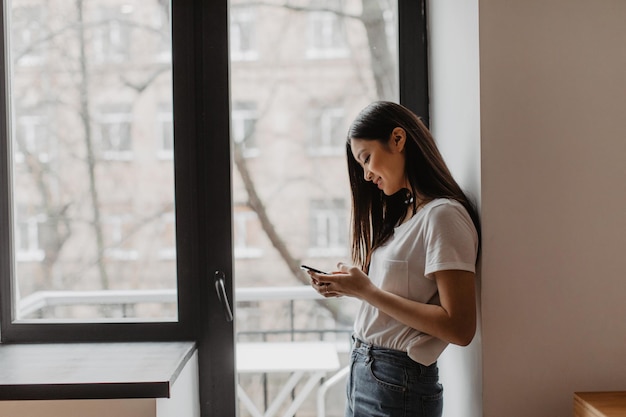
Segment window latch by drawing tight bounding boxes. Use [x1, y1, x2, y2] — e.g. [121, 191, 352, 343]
[214, 270, 233, 322]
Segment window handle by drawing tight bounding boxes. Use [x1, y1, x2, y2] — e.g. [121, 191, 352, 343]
[214, 270, 233, 322]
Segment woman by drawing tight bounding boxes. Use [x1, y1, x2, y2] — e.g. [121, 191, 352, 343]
[307, 101, 480, 417]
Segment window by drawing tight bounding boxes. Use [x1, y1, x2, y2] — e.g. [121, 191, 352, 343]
[96, 105, 133, 160]
[14, 111, 53, 164]
[308, 106, 345, 155]
[233, 205, 263, 259]
[230, 6, 257, 61]
[157, 211, 176, 260]
[1, 1, 428, 415]
[103, 214, 138, 261]
[306, 0, 348, 59]
[2, 0, 179, 328]
[308, 199, 348, 257]
[228, 3, 431, 411]
[11, 5, 45, 66]
[93, 6, 132, 63]
[157, 103, 173, 159]
[232, 101, 258, 157]
[153, 3, 171, 62]
[15, 207, 45, 262]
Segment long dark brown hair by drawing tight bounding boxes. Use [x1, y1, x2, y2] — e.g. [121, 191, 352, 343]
[346, 101, 481, 271]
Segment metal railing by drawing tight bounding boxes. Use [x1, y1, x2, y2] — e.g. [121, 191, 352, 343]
[18, 286, 327, 318]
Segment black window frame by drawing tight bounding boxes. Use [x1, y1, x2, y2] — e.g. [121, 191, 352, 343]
[0, 0, 429, 344]
[399, 0, 430, 123]
[0, 0, 210, 343]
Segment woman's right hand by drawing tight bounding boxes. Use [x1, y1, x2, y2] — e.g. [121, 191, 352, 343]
[308, 263, 376, 300]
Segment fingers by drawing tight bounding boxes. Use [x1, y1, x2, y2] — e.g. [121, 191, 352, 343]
[320, 283, 340, 298]
[336, 262, 353, 273]
[306, 270, 334, 284]
[306, 264, 354, 298]
[310, 279, 341, 298]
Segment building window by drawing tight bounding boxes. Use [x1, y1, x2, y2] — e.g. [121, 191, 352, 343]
[14, 112, 53, 164]
[308, 106, 345, 155]
[15, 208, 46, 262]
[306, 0, 348, 59]
[233, 205, 263, 259]
[232, 102, 258, 157]
[103, 214, 139, 261]
[230, 6, 258, 61]
[153, 3, 172, 62]
[96, 105, 133, 161]
[308, 199, 348, 257]
[11, 6, 45, 66]
[157, 103, 174, 159]
[157, 211, 176, 260]
[93, 6, 132, 63]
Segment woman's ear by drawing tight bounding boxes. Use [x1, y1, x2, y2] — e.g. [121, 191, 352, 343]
[390, 127, 406, 152]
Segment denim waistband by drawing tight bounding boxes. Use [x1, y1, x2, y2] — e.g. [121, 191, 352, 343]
[352, 335, 402, 352]
[351, 336, 409, 358]
[351, 335, 437, 369]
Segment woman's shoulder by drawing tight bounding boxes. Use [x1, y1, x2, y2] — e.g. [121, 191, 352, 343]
[421, 198, 463, 213]
[421, 198, 473, 225]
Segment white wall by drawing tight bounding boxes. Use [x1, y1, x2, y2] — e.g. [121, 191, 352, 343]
[427, 1, 482, 417]
[480, 0, 626, 416]
[157, 350, 201, 417]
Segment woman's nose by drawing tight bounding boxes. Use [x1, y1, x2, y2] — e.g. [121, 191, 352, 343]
[363, 170, 372, 181]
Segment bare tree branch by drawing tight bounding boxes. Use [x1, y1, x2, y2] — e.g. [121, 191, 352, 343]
[76, 0, 109, 289]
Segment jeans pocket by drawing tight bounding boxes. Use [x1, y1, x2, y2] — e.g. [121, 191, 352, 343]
[368, 357, 406, 392]
[418, 363, 440, 385]
[421, 385, 444, 417]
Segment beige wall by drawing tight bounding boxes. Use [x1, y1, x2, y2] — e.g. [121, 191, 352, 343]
[0, 399, 155, 417]
[480, 0, 626, 416]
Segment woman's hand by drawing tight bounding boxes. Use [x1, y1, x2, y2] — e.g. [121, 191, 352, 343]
[308, 262, 376, 299]
[309, 265, 477, 346]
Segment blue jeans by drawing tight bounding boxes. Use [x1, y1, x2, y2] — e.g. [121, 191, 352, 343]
[345, 338, 443, 417]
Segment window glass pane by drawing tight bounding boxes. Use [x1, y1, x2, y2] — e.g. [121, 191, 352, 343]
[230, 0, 398, 415]
[9, 0, 176, 322]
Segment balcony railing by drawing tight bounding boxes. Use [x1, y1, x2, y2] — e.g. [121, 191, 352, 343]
[19, 286, 328, 318]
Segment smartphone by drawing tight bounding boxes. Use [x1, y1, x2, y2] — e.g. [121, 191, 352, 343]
[300, 264, 329, 275]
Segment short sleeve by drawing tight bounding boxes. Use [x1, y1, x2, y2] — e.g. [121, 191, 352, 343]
[423, 201, 478, 279]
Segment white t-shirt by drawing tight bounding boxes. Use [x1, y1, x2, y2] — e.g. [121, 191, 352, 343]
[353, 198, 479, 366]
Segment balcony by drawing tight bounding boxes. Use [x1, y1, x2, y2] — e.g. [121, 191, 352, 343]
[17, 286, 353, 417]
